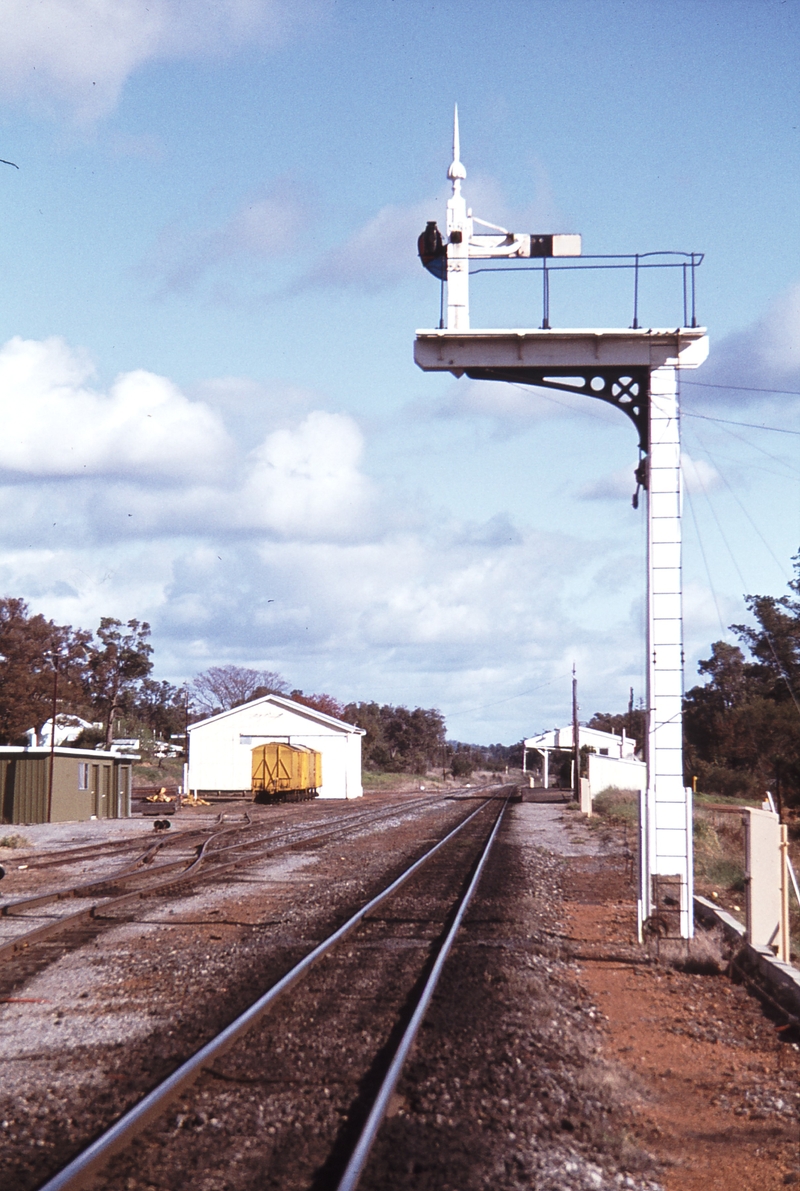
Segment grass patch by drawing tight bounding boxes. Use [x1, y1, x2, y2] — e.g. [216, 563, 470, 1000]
[694, 790, 762, 808]
[592, 787, 639, 828]
[699, 856, 746, 892]
[0, 833, 29, 848]
[361, 771, 428, 790]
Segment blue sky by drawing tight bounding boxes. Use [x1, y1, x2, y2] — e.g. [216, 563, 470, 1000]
[0, 0, 798, 743]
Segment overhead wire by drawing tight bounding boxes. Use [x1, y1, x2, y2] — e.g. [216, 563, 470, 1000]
[687, 417, 800, 476]
[683, 409, 800, 437]
[682, 427, 800, 719]
[458, 672, 572, 718]
[683, 441, 799, 483]
[682, 476, 727, 636]
[685, 424, 793, 582]
[683, 380, 800, 398]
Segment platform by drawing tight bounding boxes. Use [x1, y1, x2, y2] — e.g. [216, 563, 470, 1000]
[414, 326, 708, 374]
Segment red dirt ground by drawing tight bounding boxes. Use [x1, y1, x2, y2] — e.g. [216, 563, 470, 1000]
[567, 859, 800, 1190]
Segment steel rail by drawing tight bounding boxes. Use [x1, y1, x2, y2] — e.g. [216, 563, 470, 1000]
[12, 812, 238, 871]
[0, 820, 254, 958]
[0, 793, 486, 961]
[37, 794, 500, 1191]
[335, 797, 508, 1191]
[0, 818, 248, 917]
[1, 853, 197, 915]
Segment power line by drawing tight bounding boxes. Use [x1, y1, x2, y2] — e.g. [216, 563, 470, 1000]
[508, 382, 612, 424]
[685, 427, 792, 582]
[682, 478, 727, 636]
[683, 409, 800, 436]
[683, 380, 800, 397]
[687, 446, 800, 719]
[458, 672, 571, 717]
[687, 416, 800, 478]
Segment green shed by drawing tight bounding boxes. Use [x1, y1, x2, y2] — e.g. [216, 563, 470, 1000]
[0, 747, 133, 824]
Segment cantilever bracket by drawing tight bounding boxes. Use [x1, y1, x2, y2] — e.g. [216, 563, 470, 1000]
[463, 366, 650, 453]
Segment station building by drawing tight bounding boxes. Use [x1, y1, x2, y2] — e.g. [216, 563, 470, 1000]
[523, 724, 646, 797]
[187, 695, 365, 800]
[0, 747, 133, 824]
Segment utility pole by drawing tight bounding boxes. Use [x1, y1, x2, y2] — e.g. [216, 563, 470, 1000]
[572, 663, 580, 802]
[46, 653, 59, 823]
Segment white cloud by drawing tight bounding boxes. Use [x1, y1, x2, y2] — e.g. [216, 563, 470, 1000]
[578, 466, 636, 502]
[236, 411, 374, 539]
[299, 198, 438, 294]
[0, 336, 231, 481]
[697, 280, 800, 403]
[0, 0, 313, 122]
[151, 180, 310, 294]
[681, 453, 720, 494]
[0, 336, 374, 545]
[761, 282, 800, 374]
[295, 168, 569, 298]
[0, 335, 657, 742]
[579, 453, 719, 502]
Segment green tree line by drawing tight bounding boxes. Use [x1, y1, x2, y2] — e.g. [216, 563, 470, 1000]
[0, 599, 453, 773]
[683, 553, 800, 809]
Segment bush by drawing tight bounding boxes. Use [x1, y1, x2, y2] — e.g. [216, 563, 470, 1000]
[695, 762, 758, 800]
[592, 787, 639, 827]
[0, 833, 29, 848]
[451, 754, 474, 778]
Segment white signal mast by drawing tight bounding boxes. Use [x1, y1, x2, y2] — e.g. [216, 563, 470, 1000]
[415, 107, 709, 940]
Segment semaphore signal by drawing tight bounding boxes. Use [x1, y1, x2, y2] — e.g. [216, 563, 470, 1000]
[415, 107, 709, 941]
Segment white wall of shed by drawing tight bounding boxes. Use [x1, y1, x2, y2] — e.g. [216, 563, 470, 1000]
[588, 753, 646, 797]
[187, 703, 362, 799]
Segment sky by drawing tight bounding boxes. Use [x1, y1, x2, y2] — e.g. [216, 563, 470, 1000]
[0, 0, 798, 744]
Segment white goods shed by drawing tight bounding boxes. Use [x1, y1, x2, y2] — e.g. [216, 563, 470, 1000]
[187, 695, 364, 800]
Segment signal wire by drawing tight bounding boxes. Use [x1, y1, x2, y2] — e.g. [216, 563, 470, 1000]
[457, 672, 572, 717]
[685, 426, 793, 583]
[683, 380, 800, 399]
[682, 477, 727, 637]
[688, 416, 800, 479]
[684, 437, 800, 720]
[683, 409, 800, 436]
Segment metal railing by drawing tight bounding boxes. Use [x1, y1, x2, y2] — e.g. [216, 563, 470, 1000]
[468, 250, 704, 331]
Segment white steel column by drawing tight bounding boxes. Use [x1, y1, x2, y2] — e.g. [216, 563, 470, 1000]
[445, 106, 471, 330]
[641, 364, 693, 938]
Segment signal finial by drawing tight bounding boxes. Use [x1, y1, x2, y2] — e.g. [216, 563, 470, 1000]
[448, 103, 466, 190]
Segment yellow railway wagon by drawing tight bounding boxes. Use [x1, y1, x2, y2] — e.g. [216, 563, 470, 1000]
[251, 742, 322, 804]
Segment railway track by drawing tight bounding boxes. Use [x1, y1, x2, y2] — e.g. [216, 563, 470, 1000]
[0, 794, 470, 968]
[22, 792, 509, 1191]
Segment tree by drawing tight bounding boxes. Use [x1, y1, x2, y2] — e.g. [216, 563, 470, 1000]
[190, 665, 288, 717]
[342, 702, 446, 773]
[134, 679, 187, 741]
[290, 690, 346, 719]
[682, 554, 800, 804]
[451, 751, 474, 778]
[86, 618, 154, 748]
[0, 598, 89, 744]
[588, 705, 646, 754]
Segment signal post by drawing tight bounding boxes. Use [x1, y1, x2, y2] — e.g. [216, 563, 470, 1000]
[415, 110, 708, 938]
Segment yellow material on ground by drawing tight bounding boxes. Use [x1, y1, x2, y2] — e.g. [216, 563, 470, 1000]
[182, 793, 211, 806]
[144, 788, 175, 802]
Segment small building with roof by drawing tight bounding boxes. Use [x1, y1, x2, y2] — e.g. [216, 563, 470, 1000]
[0, 747, 133, 824]
[523, 724, 646, 796]
[187, 695, 364, 800]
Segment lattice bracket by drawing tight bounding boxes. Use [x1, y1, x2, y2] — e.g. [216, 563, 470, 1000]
[464, 366, 650, 452]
